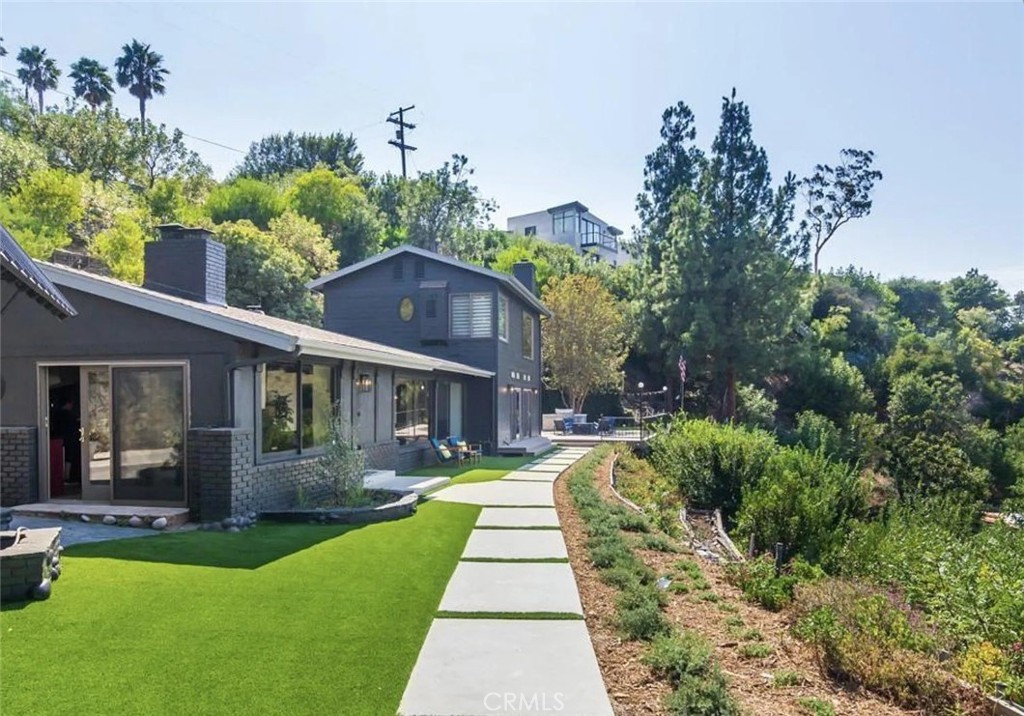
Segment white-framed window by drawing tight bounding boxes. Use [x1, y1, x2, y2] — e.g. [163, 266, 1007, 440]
[450, 293, 493, 338]
[522, 312, 535, 359]
[498, 294, 509, 342]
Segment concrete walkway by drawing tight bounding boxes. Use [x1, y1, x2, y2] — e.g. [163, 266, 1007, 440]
[399, 447, 612, 716]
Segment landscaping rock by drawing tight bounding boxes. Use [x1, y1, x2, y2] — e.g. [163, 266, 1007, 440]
[102, 515, 117, 526]
[128, 516, 144, 528]
[50, 567, 60, 581]
[222, 517, 236, 528]
[79, 514, 90, 522]
[227, 526, 240, 533]
[33, 579, 51, 601]
[151, 517, 168, 531]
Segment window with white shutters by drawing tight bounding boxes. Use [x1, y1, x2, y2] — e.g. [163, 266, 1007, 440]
[450, 293, 493, 338]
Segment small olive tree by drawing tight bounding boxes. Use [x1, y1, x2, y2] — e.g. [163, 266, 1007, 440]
[315, 408, 365, 506]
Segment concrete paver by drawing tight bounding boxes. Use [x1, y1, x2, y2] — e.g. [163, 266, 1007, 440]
[398, 619, 613, 716]
[438, 561, 582, 614]
[462, 529, 567, 560]
[429, 481, 554, 506]
[476, 507, 560, 528]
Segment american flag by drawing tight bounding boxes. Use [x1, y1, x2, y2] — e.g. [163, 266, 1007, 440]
[678, 355, 687, 386]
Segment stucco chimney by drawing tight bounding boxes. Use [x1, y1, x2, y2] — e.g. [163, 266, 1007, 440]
[144, 224, 227, 305]
[512, 261, 536, 296]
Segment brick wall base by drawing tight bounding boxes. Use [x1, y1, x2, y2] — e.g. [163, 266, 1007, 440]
[187, 429, 409, 522]
[1, 427, 38, 506]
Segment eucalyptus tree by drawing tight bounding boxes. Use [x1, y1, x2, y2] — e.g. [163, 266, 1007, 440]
[115, 39, 169, 126]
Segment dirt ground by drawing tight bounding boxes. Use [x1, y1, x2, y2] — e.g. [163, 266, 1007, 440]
[554, 452, 921, 716]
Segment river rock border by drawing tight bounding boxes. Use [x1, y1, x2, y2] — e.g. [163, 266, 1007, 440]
[261, 490, 418, 525]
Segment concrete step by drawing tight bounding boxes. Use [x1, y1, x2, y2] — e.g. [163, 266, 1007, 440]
[366, 475, 451, 495]
[12, 502, 190, 529]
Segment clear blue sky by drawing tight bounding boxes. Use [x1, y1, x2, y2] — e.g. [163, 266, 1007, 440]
[3, 2, 1022, 290]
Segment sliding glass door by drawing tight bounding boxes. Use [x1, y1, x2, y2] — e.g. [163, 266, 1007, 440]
[111, 366, 186, 503]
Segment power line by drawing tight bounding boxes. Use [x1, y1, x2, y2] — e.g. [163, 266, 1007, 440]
[387, 104, 417, 179]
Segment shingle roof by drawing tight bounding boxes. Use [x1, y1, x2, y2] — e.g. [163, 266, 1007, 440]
[1, 224, 76, 319]
[40, 261, 493, 378]
[306, 245, 552, 317]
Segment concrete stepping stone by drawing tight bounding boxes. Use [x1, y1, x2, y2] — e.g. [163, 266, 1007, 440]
[429, 481, 554, 507]
[477, 507, 560, 528]
[398, 619, 613, 716]
[503, 470, 560, 483]
[438, 562, 582, 614]
[462, 529, 568, 560]
[515, 464, 564, 473]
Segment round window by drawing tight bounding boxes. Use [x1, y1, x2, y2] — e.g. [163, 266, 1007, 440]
[399, 297, 415, 322]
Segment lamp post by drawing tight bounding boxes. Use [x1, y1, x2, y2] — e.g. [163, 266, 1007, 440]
[663, 385, 669, 415]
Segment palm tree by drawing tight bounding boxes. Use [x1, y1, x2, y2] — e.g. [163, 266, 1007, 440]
[16, 45, 61, 112]
[115, 39, 169, 127]
[69, 57, 115, 109]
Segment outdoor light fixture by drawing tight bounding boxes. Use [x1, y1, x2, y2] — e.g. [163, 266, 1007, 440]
[663, 386, 668, 392]
[638, 382, 645, 390]
[357, 373, 373, 392]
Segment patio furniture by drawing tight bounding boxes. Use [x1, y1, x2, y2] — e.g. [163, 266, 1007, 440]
[429, 437, 464, 465]
[447, 437, 482, 464]
[562, 417, 575, 434]
[597, 417, 615, 435]
[572, 422, 598, 436]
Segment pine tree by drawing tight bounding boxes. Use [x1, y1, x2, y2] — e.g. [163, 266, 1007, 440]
[660, 90, 808, 420]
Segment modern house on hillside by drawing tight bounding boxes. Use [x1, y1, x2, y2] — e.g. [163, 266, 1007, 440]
[0, 225, 491, 521]
[308, 245, 552, 455]
[506, 201, 627, 265]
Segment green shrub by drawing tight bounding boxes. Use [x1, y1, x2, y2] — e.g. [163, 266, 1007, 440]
[617, 585, 668, 640]
[726, 554, 825, 611]
[738, 642, 773, 659]
[665, 673, 739, 716]
[645, 633, 740, 716]
[796, 697, 836, 716]
[771, 669, 803, 687]
[643, 632, 712, 683]
[641, 533, 678, 552]
[735, 445, 868, 566]
[617, 511, 651, 533]
[648, 417, 777, 517]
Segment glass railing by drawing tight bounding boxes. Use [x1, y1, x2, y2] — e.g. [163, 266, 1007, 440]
[579, 231, 619, 252]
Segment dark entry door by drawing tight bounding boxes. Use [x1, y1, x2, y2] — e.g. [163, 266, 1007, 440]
[111, 366, 186, 503]
[511, 388, 521, 441]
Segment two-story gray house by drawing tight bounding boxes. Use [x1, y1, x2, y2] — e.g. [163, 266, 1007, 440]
[307, 246, 552, 457]
[506, 201, 628, 265]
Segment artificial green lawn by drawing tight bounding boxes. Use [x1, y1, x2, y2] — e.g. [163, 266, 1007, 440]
[0, 500, 480, 715]
[409, 450, 558, 485]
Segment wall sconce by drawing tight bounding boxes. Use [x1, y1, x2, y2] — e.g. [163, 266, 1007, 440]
[357, 374, 373, 392]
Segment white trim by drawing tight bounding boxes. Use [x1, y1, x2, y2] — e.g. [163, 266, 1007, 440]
[498, 293, 509, 343]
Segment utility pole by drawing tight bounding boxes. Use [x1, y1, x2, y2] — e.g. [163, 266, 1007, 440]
[387, 105, 417, 179]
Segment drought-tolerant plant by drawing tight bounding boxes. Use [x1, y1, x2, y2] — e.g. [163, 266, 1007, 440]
[617, 584, 669, 641]
[641, 533, 678, 552]
[644, 632, 740, 716]
[727, 553, 825, 611]
[796, 697, 836, 716]
[314, 410, 366, 506]
[771, 669, 803, 687]
[738, 642, 773, 659]
[648, 417, 777, 517]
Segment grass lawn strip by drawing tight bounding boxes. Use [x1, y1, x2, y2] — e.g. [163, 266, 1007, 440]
[0, 500, 479, 716]
[435, 611, 583, 620]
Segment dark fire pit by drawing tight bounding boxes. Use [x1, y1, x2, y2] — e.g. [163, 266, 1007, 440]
[0, 526, 63, 603]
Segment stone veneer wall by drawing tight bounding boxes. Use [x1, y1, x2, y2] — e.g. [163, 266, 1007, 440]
[1, 427, 38, 506]
[188, 429, 407, 522]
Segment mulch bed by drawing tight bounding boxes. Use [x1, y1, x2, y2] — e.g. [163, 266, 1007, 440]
[555, 451, 918, 716]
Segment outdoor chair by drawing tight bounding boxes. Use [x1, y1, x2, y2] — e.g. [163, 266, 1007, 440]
[447, 437, 482, 464]
[597, 417, 616, 435]
[562, 417, 575, 434]
[429, 437, 464, 465]
[554, 419, 566, 434]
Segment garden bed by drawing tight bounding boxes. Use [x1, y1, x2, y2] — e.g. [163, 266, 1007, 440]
[261, 489, 417, 525]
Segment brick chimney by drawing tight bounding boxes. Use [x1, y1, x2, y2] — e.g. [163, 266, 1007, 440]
[144, 224, 227, 306]
[512, 261, 536, 296]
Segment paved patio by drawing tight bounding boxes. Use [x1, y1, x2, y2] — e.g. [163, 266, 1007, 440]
[7, 516, 161, 547]
[402, 447, 612, 715]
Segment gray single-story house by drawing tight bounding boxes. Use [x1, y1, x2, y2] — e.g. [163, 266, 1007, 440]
[308, 245, 552, 454]
[0, 225, 491, 520]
